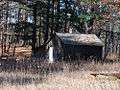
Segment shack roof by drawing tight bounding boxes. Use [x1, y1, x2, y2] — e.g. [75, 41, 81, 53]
[56, 33, 104, 46]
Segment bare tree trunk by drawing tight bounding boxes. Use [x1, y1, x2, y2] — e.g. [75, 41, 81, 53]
[64, 0, 69, 33]
[32, 5, 37, 55]
[1, 32, 3, 56]
[44, 0, 50, 42]
[13, 43, 16, 56]
[84, 22, 89, 34]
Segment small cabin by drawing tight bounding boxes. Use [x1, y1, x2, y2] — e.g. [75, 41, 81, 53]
[55, 33, 104, 60]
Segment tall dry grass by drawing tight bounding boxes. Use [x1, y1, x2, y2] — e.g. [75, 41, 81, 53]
[0, 58, 120, 90]
[0, 70, 120, 90]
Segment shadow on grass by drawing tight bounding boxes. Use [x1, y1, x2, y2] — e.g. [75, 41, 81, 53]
[0, 57, 64, 85]
[0, 74, 43, 85]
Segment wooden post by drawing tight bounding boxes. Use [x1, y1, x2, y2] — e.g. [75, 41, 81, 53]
[48, 46, 54, 63]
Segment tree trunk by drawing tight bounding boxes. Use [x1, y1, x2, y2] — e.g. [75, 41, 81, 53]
[32, 5, 37, 55]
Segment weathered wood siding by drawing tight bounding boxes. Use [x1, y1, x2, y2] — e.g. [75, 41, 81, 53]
[56, 33, 104, 60]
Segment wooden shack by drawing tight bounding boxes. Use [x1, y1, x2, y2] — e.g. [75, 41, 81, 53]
[55, 33, 104, 60]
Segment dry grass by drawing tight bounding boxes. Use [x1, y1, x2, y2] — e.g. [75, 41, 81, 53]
[0, 61, 120, 90]
[0, 46, 32, 57]
[106, 52, 119, 61]
[0, 71, 120, 90]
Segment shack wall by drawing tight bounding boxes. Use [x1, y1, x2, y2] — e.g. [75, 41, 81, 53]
[63, 44, 103, 60]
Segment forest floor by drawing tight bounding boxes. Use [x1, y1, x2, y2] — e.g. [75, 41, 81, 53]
[0, 61, 120, 90]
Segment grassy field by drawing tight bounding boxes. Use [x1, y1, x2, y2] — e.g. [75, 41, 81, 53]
[0, 61, 120, 90]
